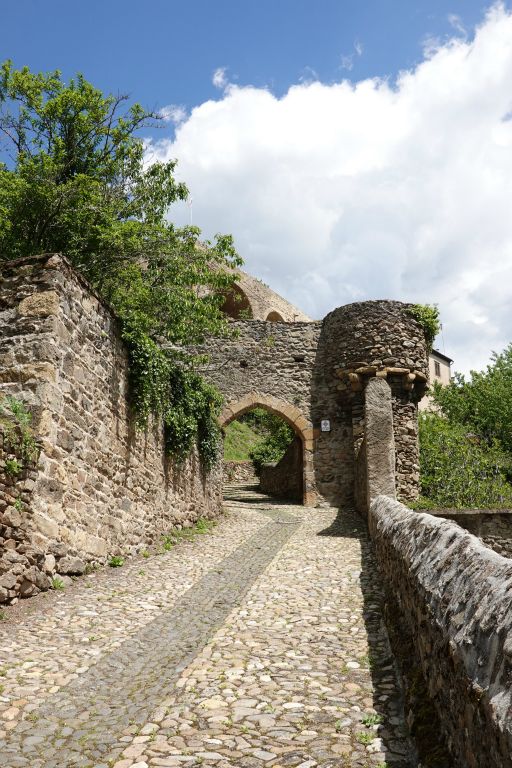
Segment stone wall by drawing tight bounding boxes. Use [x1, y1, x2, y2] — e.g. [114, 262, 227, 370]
[430, 509, 512, 559]
[259, 437, 303, 502]
[199, 300, 428, 508]
[319, 300, 428, 504]
[370, 495, 512, 768]
[0, 254, 223, 603]
[0, 425, 50, 602]
[223, 460, 257, 483]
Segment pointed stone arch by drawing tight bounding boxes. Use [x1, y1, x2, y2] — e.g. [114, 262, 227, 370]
[220, 392, 316, 506]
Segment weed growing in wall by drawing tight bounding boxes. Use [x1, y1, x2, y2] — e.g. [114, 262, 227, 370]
[406, 304, 441, 350]
[0, 396, 38, 475]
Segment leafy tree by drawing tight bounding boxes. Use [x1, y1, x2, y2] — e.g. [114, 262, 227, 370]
[249, 412, 295, 473]
[0, 61, 242, 466]
[432, 344, 512, 454]
[417, 413, 512, 509]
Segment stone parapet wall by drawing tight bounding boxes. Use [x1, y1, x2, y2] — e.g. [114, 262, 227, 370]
[0, 254, 222, 603]
[430, 508, 512, 559]
[370, 495, 512, 768]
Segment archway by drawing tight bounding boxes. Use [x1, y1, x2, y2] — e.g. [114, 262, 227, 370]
[220, 284, 253, 319]
[266, 310, 285, 322]
[220, 393, 315, 506]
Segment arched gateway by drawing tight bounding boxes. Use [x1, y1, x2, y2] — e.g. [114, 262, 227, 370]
[220, 393, 315, 506]
[197, 293, 430, 510]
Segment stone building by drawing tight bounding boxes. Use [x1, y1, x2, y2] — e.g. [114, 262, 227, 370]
[418, 348, 453, 411]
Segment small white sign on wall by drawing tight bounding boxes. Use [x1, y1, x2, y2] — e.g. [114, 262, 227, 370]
[320, 419, 331, 432]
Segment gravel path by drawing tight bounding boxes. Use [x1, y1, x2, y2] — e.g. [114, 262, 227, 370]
[0, 485, 415, 768]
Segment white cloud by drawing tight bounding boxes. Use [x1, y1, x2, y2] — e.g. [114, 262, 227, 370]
[158, 104, 187, 125]
[148, 3, 512, 374]
[212, 67, 228, 89]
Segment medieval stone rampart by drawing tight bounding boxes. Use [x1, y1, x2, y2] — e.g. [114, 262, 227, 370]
[370, 495, 512, 768]
[0, 254, 222, 603]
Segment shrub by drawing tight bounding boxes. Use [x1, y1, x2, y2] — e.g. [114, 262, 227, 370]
[418, 413, 512, 509]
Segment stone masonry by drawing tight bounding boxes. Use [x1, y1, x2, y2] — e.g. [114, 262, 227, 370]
[0, 254, 222, 604]
[370, 495, 512, 768]
[199, 300, 428, 509]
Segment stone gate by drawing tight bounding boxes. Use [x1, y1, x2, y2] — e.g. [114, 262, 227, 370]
[198, 277, 430, 509]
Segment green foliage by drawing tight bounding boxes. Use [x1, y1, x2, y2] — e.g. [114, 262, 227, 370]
[223, 419, 267, 461]
[432, 344, 512, 455]
[51, 577, 65, 590]
[418, 413, 512, 509]
[407, 304, 441, 350]
[0, 62, 242, 468]
[5, 458, 21, 477]
[361, 713, 383, 727]
[108, 555, 124, 567]
[0, 396, 38, 472]
[356, 731, 374, 745]
[249, 412, 295, 473]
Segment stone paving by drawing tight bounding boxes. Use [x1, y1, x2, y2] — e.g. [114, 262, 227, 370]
[0, 483, 415, 768]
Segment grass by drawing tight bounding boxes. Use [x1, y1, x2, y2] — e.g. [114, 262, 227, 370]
[361, 713, 383, 727]
[108, 555, 124, 567]
[356, 731, 374, 745]
[51, 576, 65, 590]
[223, 419, 265, 461]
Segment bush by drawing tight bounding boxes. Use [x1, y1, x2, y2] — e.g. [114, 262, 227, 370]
[249, 419, 294, 473]
[418, 413, 512, 509]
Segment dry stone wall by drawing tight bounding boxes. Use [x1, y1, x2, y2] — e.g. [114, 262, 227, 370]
[0, 254, 222, 603]
[370, 495, 512, 768]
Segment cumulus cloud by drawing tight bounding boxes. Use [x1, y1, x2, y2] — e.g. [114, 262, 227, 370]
[147, 3, 512, 373]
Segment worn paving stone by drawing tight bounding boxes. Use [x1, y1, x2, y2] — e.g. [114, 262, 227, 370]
[0, 486, 416, 767]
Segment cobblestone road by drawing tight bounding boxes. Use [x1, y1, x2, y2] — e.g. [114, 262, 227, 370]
[0, 484, 415, 768]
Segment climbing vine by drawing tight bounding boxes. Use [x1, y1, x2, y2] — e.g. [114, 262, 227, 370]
[122, 321, 223, 470]
[407, 304, 441, 350]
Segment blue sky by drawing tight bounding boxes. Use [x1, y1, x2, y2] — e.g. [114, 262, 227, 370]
[4, 1, 495, 122]
[3, 2, 512, 372]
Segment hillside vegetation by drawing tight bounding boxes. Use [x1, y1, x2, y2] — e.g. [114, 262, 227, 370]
[223, 420, 265, 461]
[223, 409, 294, 468]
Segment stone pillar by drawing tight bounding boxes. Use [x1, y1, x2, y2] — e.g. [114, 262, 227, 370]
[364, 378, 396, 505]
